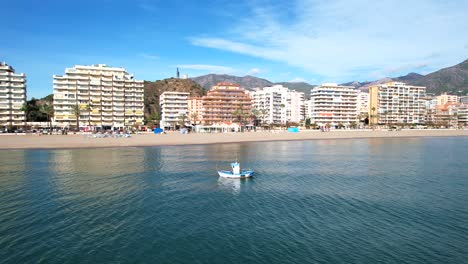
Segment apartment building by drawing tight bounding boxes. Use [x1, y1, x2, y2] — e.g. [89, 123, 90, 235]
[251, 85, 288, 124]
[369, 82, 426, 125]
[288, 90, 305, 123]
[53, 64, 144, 129]
[160, 91, 190, 128]
[202, 82, 252, 125]
[250, 85, 304, 124]
[0, 62, 26, 129]
[437, 93, 458, 106]
[188, 97, 203, 124]
[458, 104, 468, 127]
[310, 83, 358, 127]
[357, 91, 369, 115]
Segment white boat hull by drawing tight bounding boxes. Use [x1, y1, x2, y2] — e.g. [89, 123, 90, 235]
[217, 170, 254, 179]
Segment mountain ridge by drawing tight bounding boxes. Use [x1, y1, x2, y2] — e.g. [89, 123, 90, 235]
[191, 59, 468, 95]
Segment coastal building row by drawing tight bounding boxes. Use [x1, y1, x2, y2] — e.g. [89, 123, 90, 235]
[0, 62, 26, 129]
[3, 61, 467, 130]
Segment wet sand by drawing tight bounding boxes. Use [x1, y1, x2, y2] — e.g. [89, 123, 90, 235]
[0, 129, 466, 150]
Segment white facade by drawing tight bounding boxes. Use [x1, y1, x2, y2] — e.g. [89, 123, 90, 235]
[288, 90, 305, 123]
[357, 91, 369, 115]
[53, 64, 144, 129]
[160, 91, 189, 128]
[251, 85, 304, 124]
[0, 62, 27, 128]
[310, 83, 358, 127]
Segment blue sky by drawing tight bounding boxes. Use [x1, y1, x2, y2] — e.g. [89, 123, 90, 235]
[1, 0, 467, 98]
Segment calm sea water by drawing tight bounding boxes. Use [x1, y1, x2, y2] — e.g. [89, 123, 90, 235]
[1, 137, 467, 264]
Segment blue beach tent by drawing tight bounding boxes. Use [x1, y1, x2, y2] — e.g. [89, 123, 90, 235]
[154, 128, 164, 134]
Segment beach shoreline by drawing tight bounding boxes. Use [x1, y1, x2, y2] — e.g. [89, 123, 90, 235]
[0, 129, 467, 150]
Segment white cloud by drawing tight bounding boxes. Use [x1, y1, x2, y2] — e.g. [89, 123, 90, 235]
[191, 0, 468, 82]
[246, 68, 262, 76]
[177, 64, 235, 74]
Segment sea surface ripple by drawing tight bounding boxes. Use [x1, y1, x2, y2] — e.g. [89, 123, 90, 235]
[0, 137, 467, 263]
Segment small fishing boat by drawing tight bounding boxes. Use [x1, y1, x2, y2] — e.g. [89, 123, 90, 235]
[217, 162, 254, 179]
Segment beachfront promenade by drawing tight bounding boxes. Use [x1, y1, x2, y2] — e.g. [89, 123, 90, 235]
[0, 129, 467, 149]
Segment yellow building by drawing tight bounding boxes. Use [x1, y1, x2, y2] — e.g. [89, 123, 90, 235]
[369, 82, 426, 125]
[53, 64, 144, 129]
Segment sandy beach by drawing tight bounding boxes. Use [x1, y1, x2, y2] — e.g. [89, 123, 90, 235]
[0, 129, 466, 150]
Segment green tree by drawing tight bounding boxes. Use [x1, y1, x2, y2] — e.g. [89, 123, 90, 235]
[305, 118, 311, 129]
[39, 103, 54, 130]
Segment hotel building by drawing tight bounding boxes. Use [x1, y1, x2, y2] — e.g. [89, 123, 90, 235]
[310, 83, 358, 127]
[188, 97, 203, 124]
[202, 82, 252, 125]
[160, 91, 190, 128]
[53, 64, 144, 129]
[0, 62, 27, 128]
[369, 82, 426, 125]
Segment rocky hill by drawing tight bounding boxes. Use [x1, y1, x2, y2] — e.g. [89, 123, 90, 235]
[408, 59, 468, 95]
[144, 78, 205, 121]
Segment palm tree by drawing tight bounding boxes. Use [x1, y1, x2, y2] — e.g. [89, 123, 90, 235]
[190, 112, 199, 125]
[370, 107, 377, 128]
[250, 109, 260, 126]
[71, 104, 81, 131]
[179, 113, 188, 128]
[39, 103, 54, 131]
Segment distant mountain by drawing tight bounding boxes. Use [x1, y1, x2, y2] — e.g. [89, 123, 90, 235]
[407, 59, 468, 95]
[144, 78, 205, 121]
[191, 74, 273, 90]
[394, 72, 424, 82]
[341, 59, 468, 95]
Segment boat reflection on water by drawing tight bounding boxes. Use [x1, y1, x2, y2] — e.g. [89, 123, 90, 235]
[217, 177, 253, 195]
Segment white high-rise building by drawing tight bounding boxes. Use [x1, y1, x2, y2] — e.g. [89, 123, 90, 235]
[288, 90, 305, 123]
[53, 64, 144, 129]
[0, 62, 27, 129]
[251, 85, 304, 124]
[160, 91, 189, 128]
[310, 83, 358, 127]
[357, 91, 369, 115]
